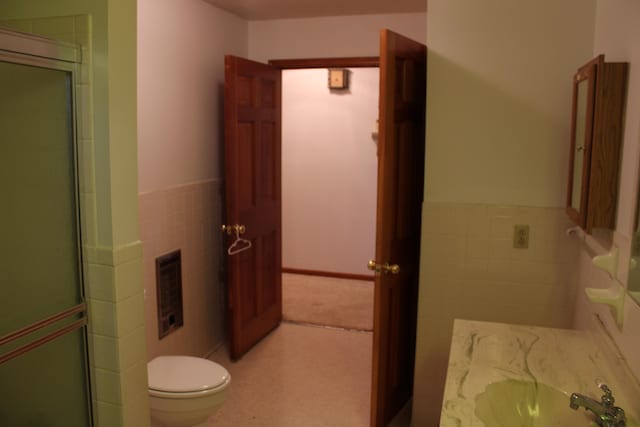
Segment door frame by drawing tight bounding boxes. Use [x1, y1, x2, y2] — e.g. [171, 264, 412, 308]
[270, 55, 424, 426]
[270, 55, 381, 287]
[269, 56, 379, 69]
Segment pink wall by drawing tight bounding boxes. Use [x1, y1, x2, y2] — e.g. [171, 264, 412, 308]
[140, 181, 224, 360]
[137, 0, 247, 193]
[137, 0, 247, 359]
[282, 68, 379, 275]
[137, 6, 427, 357]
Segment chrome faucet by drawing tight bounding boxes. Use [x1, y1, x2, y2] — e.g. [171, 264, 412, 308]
[569, 383, 626, 427]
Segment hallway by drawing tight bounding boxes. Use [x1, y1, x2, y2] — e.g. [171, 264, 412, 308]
[281, 273, 374, 331]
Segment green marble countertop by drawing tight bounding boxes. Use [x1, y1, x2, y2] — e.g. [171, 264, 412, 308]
[440, 318, 640, 426]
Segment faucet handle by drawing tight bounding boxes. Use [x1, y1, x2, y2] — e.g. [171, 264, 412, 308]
[599, 383, 615, 407]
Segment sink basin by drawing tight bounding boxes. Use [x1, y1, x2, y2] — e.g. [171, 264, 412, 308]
[474, 379, 598, 427]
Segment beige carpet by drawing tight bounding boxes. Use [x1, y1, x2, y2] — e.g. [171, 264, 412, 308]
[282, 273, 374, 331]
[208, 322, 372, 426]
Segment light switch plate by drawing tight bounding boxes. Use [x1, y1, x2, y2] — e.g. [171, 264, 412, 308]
[513, 224, 530, 249]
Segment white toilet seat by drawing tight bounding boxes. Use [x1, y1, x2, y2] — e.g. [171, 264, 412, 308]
[149, 385, 229, 400]
[148, 355, 230, 398]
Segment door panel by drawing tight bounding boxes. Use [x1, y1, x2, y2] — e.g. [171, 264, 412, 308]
[260, 122, 277, 198]
[224, 56, 282, 359]
[371, 30, 426, 426]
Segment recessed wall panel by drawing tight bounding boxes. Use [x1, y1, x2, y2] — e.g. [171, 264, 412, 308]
[260, 230, 278, 309]
[237, 76, 253, 106]
[238, 123, 256, 209]
[260, 79, 276, 108]
[260, 122, 276, 200]
[239, 244, 257, 323]
[396, 123, 416, 238]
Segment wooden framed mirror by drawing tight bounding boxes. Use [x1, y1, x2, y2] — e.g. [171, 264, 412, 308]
[566, 58, 597, 229]
[565, 54, 627, 233]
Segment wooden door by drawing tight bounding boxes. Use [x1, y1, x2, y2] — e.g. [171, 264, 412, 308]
[370, 30, 427, 426]
[224, 55, 282, 359]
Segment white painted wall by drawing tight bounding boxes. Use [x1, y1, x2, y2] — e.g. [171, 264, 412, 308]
[413, 1, 596, 425]
[282, 68, 378, 275]
[137, 0, 248, 192]
[248, 13, 426, 63]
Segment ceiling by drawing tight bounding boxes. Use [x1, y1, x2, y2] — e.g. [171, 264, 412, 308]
[203, 0, 427, 20]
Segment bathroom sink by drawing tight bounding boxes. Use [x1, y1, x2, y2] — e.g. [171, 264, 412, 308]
[474, 379, 598, 427]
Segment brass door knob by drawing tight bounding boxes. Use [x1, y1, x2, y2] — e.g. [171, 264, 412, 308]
[385, 263, 400, 274]
[367, 260, 400, 274]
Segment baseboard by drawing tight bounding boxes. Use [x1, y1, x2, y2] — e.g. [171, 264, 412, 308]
[282, 267, 374, 282]
[203, 339, 226, 360]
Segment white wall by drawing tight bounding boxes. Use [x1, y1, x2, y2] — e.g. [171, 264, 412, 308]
[413, 1, 596, 425]
[282, 68, 378, 276]
[573, 0, 640, 382]
[137, 0, 247, 192]
[248, 13, 426, 63]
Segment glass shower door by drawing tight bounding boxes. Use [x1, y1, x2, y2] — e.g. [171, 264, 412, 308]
[0, 54, 92, 425]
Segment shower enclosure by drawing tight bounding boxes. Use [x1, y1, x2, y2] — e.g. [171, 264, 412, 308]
[0, 29, 92, 425]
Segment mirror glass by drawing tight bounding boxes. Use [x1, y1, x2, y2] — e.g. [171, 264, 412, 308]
[571, 79, 589, 211]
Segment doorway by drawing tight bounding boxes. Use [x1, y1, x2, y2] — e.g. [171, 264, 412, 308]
[279, 65, 379, 331]
[281, 66, 378, 279]
[215, 58, 380, 426]
[221, 30, 426, 427]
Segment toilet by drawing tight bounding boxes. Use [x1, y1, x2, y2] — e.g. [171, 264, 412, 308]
[147, 355, 231, 427]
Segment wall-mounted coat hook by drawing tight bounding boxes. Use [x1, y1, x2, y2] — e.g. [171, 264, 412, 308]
[221, 224, 246, 235]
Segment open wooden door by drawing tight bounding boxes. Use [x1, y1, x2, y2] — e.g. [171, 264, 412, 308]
[223, 55, 282, 359]
[370, 30, 426, 426]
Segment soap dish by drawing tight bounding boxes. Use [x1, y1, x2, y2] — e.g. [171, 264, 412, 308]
[584, 281, 625, 329]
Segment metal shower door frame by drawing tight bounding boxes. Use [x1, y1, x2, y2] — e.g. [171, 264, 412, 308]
[0, 26, 93, 424]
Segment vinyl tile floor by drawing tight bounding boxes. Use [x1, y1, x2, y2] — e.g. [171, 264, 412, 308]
[207, 322, 373, 427]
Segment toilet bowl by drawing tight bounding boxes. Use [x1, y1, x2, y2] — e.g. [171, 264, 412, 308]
[148, 355, 231, 427]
